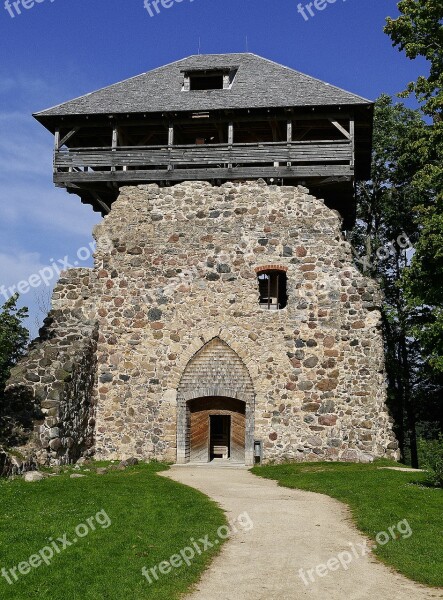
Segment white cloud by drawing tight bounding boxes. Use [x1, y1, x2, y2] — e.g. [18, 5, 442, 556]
[0, 74, 103, 338]
[0, 75, 52, 96]
[0, 110, 54, 176]
[0, 250, 47, 293]
[0, 250, 56, 340]
[0, 110, 101, 236]
[1, 180, 101, 236]
[0, 111, 31, 123]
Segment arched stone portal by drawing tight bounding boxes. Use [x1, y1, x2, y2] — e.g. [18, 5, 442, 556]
[177, 337, 255, 465]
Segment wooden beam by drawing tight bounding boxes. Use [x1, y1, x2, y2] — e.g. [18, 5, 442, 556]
[55, 164, 354, 186]
[328, 119, 351, 140]
[287, 120, 292, 167]
[287, 120, 293, 143]
[91, 191, 111, 214]
[111, 127, 118, 172]
[59, 127, 80, 147]
[112, 128, 118, 148]
[54, 128, 60, 151]
[49, 112, 357, 134]
[53, 129, 60, 174]
[228, 122, 234, 145]
[228, 122, 234, 168]
[350, 118, 355, 168]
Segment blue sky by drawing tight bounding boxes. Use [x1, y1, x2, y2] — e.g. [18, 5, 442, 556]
[0, 0, 427, 337]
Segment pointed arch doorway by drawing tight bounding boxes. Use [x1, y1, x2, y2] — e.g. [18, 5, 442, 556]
[176, 338, 255, 465]
[189, 396, 246, 462]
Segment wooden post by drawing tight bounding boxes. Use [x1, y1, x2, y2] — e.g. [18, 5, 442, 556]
[287, 119, 292, 166]
[111, 127, 118, 172]
[287, 119, 292, 142]
[228, 122, 234, 144]
[350, 117, 355, 169]
[228, 122, 233, 168]
[168, 122, 174, 171]
[54, 128, 60, 174]
[54, 128, 60, 151]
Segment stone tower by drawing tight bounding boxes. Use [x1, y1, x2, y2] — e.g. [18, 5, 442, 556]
[6, 54, 399, 466]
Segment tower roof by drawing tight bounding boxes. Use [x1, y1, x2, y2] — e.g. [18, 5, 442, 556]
[34, 53, 372, 120]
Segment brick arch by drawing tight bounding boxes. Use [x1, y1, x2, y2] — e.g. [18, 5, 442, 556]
[176, 337, 255, 465]
[178, 337, 255, 403]
[255, 264, 288, 273]
[170, 329, 259, 389]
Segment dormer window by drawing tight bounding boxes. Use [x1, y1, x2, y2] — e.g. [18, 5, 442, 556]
[182, 68, 238, 91]
[190, 73, 224, 90]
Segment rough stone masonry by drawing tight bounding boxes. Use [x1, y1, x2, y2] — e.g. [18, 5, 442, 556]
[5, 180, 400, 466]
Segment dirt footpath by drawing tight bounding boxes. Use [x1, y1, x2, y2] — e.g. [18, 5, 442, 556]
[162, 466, 443, 600]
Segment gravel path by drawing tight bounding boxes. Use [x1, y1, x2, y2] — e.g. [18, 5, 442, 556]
[162, 466, 443, 600]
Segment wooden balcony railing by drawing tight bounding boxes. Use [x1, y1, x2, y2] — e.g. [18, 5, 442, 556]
[54, 140, 353, 184]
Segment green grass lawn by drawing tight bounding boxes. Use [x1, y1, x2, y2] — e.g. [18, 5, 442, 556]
[252, 461, 443, 588]
[0, 463, 226, 600]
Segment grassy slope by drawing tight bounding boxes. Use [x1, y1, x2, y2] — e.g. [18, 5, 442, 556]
[252, 461, 442, 587]
[0, 463, 226, 600]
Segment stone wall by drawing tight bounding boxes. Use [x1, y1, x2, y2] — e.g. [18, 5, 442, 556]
[0, 449, 37, 478]
[5, 180, 399, 467]
[5, 269, 98, 466]
[90, 180, 398, 464]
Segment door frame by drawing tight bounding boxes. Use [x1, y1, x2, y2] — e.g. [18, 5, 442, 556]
[209, 414, 231, 460]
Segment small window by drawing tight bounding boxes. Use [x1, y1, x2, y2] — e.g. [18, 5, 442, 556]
[183, 68, 238, 92]
[257, 270, 287, 310]
[190, 74, 224, 90]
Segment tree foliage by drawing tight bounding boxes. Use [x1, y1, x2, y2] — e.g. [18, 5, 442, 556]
[418, 434, 443, 487]
[385, 1, 443, 376]
[403, 205, 443, 372]
[0, 295, 30, 448]
[351, 94, 424, 278]
[385, 0, 443, 118]
[351, 96, 430, 466]
[0, 294, 29, 394]
[352, 1, 443, 465]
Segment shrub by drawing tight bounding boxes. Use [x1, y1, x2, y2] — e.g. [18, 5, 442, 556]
[418, 435, 443, 488]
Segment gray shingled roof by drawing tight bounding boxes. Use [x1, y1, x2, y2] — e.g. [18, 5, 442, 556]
[34, 53, 372, 118]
